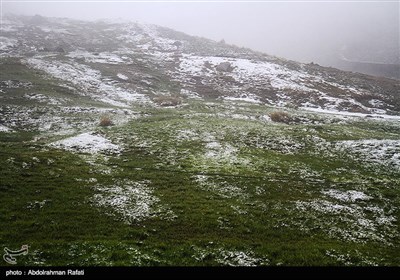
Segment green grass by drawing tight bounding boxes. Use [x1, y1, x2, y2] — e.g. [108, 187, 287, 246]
[1, 100, 399, 266]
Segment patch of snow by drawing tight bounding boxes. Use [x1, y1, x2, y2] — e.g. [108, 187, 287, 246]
[0, 124, 13, 132]
[223, 95, 261, 104]
[259, 115, 271, 122]
[0, 25, 17, 32]
[117, 73, 129, 80]
[177, 54, 313, 93]
[322, 189, 372, 203]
[217, 249, 266, 266]
[119, 22, 179, 53]
[368, 99, 385, 107]
[25, 57, 149, 107]
[91, 179, 176, 224]
[335, 139, 400, 170]
[300, 106, 400, 120]
[193, 175, 247, 199]
[92, 180, 156, 223]
[0, 80, 32, 89]
[38, 26, 73, 35]
[24, 93, 63, 105]
[180, 89, 202, 99]
[175, 129, 199, 141]
[49, 132, 121, 154]
[204, 141, 239, 163]
[0, 37, 18, 52]
[67, 50, 131, 64]
[1, 104, 138, 134]
[294, 198, 397, 244]
[206, 141, 221, 150]
[192, 246, 269, 266]
[325, 249, 379, 266]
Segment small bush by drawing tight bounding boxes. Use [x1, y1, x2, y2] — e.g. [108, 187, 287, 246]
[99, 115, 113, 127]
[269, 111, 292, 123]
[153, 96, 182, 107]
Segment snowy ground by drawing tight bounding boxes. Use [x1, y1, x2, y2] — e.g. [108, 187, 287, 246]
[25, 56, 150, 107]
[335, 139, 400, 170]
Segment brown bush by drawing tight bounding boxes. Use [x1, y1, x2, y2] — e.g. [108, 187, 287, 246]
[99, 115, 113, 127]
[269, 111, 292, 123]
[153, 96, 182, 107]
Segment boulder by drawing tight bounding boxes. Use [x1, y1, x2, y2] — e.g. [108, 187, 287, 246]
[172, 41, 182, 48]
[215, 62, 234, 72]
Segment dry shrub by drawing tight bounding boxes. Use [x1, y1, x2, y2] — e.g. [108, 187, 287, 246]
[269, 111, 292, 123]
[153, 96, 182, 107]
[99, 115, 113, 127]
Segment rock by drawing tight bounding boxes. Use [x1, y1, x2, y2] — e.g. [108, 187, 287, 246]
[216, 62, 234, 72]
[55, 46, 65, 53]
[172, 41, 182, 48]
[204, 61, 213, 69]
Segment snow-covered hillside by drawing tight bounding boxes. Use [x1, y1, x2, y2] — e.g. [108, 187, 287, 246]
[1, 14, 399, 117]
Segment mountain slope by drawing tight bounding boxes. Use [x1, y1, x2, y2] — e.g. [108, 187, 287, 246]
[0, 15, 399, 266]
[1, 14, 399, 116]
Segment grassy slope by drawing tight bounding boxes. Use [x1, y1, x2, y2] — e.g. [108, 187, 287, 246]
[0, 58, 399, 266]
[1, 101, 399, 266]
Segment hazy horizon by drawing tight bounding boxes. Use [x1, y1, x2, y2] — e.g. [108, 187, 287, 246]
[2, 1, 399, 66]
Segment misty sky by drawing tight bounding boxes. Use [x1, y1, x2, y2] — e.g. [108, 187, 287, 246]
[2, 0, 399, 65]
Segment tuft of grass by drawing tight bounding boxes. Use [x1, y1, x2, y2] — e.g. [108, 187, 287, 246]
[269, 111, 292, 124]
[99, 115, 113, 127]
[153, 96, 182, 107]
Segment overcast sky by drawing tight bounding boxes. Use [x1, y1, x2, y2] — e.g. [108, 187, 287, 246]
[2, 0, 399, 65]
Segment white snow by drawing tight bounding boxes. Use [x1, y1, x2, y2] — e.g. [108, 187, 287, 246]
[25, 57, 149, 107]
[180, 89, 202, 99]
[24, 93, 63, 105]
[204, 141, 239, 162]
[92, 180, 157, 223]
[193, 175, 248, 199]
[0, 37, 18, 52]
[335, 139, 400, 170]
[0, 25, 17, 32]
[174, 54, 398, 117]
[0, 80, 32, 89]
[259, 115, 271, 122]
[175, 129, 199, 141]
[117, 73, 129, 80]
[0, 124, 13, 132]
[368, 99, 385, 107]
[66, 50, 131, 64]
[38, 26, 73, 35]
[177, 54, 313, 92]
[300, 106, 400, 120]
[217, 249, 265, 266]
[298, 91, 393, 116]
[322, 189, 372, 203]
[49, 132, 121, 154]
[193, 246, 268, 266]
[294, 198, 397, 244]
[91, 179, 176, 224]
[224, 95, 261, 104]
[118, 22, 180, 53]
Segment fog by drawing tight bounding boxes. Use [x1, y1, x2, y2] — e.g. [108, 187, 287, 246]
[3, 0, 399, 67]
